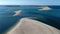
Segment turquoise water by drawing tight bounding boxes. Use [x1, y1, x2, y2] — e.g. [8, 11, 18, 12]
[0, 5, 60, 34]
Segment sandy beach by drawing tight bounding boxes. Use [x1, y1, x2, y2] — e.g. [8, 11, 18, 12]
[6, 18, 60, 34]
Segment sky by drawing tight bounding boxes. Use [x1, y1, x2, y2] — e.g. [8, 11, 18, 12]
[0, 0, 60, 5]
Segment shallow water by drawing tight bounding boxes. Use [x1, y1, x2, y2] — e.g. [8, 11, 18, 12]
[0, 5, 60, 34]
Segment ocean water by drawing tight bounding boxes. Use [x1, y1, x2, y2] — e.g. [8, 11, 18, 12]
[0, 5, 60, 34]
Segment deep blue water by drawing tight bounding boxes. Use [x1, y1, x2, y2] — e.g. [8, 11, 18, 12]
[0, 5, 60, 34]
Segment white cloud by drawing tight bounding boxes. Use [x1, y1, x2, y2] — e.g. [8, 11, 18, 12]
[0, 0, 60, 5]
